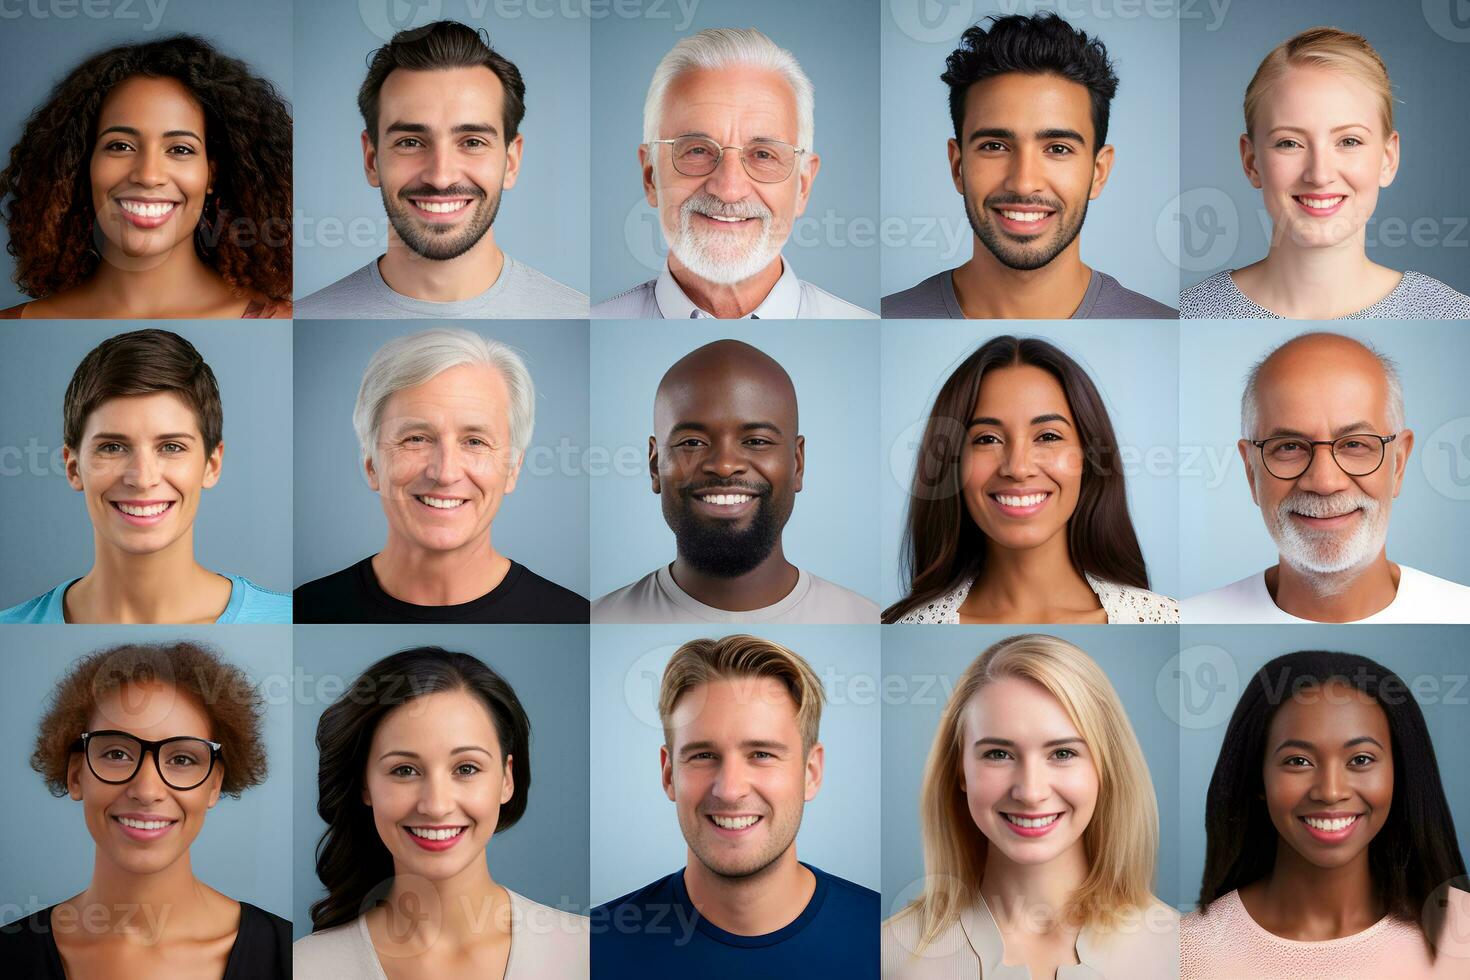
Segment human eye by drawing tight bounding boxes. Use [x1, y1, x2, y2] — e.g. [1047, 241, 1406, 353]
[102, 139, 135, 153]
[744, 437, 774, 447]
[102, 747, 135, 762]
[401, 433, 430, 445]
[454, 762, 482, 777]
[971, 432, 1002, 446]
[390, 764, 418, 778]
[981, 748, 1012, 761]
[160, 442, 188, 454]
[1340, 136, 1364, 147]
[1273, 138, 1302, 149]
[97, 442, 126, 454]
[394, 137, 424, 149]
[976, 141, 1007, 153]
[673, 436, 707, 448]
[1036, 431, 1065, 443]
[166, 144, 197, 156]
[1347, 753, 1376, 767]
[1051, 747, 1078, 761]
[462, 137, 490, 149]
[167, 752, 199, 767]
[1044, 143, 1074, 155]
[1282, 755, 1312, 768]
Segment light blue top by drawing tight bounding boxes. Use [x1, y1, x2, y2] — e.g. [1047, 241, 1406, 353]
[0, 574, 292, 624]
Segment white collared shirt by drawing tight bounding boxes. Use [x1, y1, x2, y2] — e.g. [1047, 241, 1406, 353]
[592, 256, 875, 319]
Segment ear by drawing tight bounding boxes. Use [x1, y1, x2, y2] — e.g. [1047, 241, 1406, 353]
[205, 766, 223, 809]
[1239, 133, 1261, 189]
[1088, 144, 1115, 200]
[660, 744, 675, 802]
[502, 448, 523, 496]
[948, 137, 963, 195]
[502, 133, 524, 192]
[362, 782, 373, 807]
[364, 453, 381, 493]
[201, 441, 223, 489]
[500, 753, 514, 805]
[1237, 439, 1260, 506]
[1390, 428, 1413, 497]
[648, 436, 661, 494]
[1379, 130, 1400, 188]
[792, 152, 820, 218]
[793, 434, 805, 493]
[207, 160, 218, 195]
[803, 742, 825, 802]
[68, 752, 85, 801]
[64, 446, 84, 491]
[640, 144, 657, 209]
[362, 130, 381, 188]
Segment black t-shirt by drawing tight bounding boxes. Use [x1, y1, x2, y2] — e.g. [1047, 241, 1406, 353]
[0, 901, 290, 979]
[293, 556, 589, 623]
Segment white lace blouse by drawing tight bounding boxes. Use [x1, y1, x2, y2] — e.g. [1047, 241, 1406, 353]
[895, 572, 1179, 624]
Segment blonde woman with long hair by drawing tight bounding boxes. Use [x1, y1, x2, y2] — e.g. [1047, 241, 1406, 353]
[882, 634, 1178, 978]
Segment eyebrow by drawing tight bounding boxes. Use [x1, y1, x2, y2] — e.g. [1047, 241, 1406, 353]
[968, 414, 1072, 428]
[98, 126, 203, 141]
[679, 739, 790, 754]
[1273, 736, 1386, 753]
[90, 432, 196, 442]
[1268, 124, 1371, 135]
[1260, 421, 1380, 440]
[669, 421, 785, 436]
[968, 127, 1088, 147]
[384, 121, 500, 138]
[378, 746, 492, 761]
[973, 736, 1085, 749]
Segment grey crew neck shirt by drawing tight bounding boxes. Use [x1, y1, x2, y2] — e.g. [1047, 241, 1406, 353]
[294, 255, 588, 319]
[882, 268, 1177, 319]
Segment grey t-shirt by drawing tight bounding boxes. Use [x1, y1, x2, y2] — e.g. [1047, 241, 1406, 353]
[882, 268, 1177, 319]
[294, 255, 588, 318]
[592, 564, 879, 624]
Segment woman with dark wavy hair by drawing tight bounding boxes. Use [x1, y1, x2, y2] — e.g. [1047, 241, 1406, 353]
[0, 34, 291, 318]
[883, 335, 1177, 624]
[293, 647, 587, 979]
[1182, 650, 1470, 978]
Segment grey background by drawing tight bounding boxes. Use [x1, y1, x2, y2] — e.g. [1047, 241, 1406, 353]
[0, 625, 294, 925]
[880, 321, 1181, 608]
[1179, 0, 1470, 294]
[1175, 625, 1470, 913]
[1179, 320, 1470, 598]
[589, 624, 881, 904]
[293, 0, 591, 298]
[0, 321, 294, 607]
[291, 624, 591, 940]
[589, 320, 880, 605]
[589, 0, 880, 313]
[292, 319, 589, 599]
[880, 625, 1182, 918]
[0, 1, 293, 309]
[880, 0, 1181, 308]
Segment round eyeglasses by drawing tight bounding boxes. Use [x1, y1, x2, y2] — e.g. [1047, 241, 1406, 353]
[646, 136, 805, 183]
[73, 730, 222, 791]
[1250, 433, 1396, 481]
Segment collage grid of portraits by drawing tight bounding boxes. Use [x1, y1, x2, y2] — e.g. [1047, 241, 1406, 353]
[1, 1, 1468, 979]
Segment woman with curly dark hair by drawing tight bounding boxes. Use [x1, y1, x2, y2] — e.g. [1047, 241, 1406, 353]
[0, 35, 292, 318]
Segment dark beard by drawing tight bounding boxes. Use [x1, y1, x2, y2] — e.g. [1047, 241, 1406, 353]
[382, 184, 501, 261]
[967, 193, 1087, 271]
[666, 490, 785, 578]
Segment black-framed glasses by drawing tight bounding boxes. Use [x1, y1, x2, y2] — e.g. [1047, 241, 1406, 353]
[72, 730, 222, 791]
[1250, 433, 1396, 480]
[646, 135, 806, 183]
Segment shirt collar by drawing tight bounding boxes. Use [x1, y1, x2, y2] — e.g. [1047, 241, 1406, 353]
[653, 256, 800, 319]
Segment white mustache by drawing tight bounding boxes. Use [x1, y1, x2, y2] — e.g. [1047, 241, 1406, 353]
[680, 191, 771, 222]
[1278, 491, 1378, 521]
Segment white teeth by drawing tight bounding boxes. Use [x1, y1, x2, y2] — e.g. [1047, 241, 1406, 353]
[407, 826, 466, 841]
[995, 493, 1048, 508]
[1298, 196, 1344, 209]
[1000, 209, 1049, 222]
[1003, 813, 1060, 829]
[702, 493, 752, 506]
[704, 214, 746, 223]
[117, 816, 173, 830]
[711, 815, 760, 830]
[119, 200, 176, 218]
[1304, 815, 1358, 832]
[415, 200, 469, 213]
[116, 502, 170, 517]
[416, 496, 466, 509]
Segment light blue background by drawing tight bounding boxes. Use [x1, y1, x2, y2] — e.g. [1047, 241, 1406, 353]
[0, 626, 293, 925]
[292, 319, 589, 598]
[880, 625, 1183, 917]
[1175, 625, 1470, 913]
[880, 0, 1180, 308]
[880, 321, 1180, 608]
[0, 2, 293, 309]
[291, 625, 590, 940]
[1179, 321, 1470, 598]
[293, 0, 590, 298]
[1179, 0, 1470, 294]
[589, 321, 880, 604]
[0, 322, 294, 607]
[589, 624, 881, 904]
[589, 0, 880, 312]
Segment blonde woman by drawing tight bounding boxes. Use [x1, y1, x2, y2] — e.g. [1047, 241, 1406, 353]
[881, 634, 1178, 978]
[1181, 28, 1470, 319]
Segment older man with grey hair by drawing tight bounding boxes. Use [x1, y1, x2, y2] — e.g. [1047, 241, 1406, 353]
[593, 27, 874, 319]
[1182, 331, 1470, 624]
[295, 326, 587, 622]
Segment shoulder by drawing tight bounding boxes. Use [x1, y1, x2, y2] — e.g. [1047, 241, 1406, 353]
[292, 561, 370, 623]
[292, 263, 378, 318]
[1180, 270, 1259, 319]
[797, 279, 876, 318]
[229, 576, 293, 624]
[504, 563, 589, 623]
[507, 890, 588, 934]
[0, 301, 28, 318]
[802, 573, 881, 623]
[1090, 577, 1180, 624]
[594, 871, 680, 918]
[0, 907, 56, 973]
[501, 259, 590, 316]
[591, 570, 662, 623]
[591, 280, 657, 319]
[1180, 571, 1271, 623]
[881, 271, 951, 318]
[0, 584, 68, 623]
[506, 890, 590, 970]
[810, 865, 880, 910]
[1082, 898, 1179, 975]
[1089, 272, 1178, 318]
[1388, 272, 1470, 318]
[893, 578, 970, 624]
[1392, 564, 1470, 622]
[292, 919, 368, 973]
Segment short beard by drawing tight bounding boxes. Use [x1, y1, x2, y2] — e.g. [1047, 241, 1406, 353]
[664, 485, 788, 578]
[1267, 489, 1388, 591]
[966, 191, 1086, 271]
[383, 182, 500, 261]
[663, 187, 779, 285]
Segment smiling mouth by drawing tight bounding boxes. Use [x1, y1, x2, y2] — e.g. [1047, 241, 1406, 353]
[708, 814, 762, 831]
[113, 815, 179, 830]
[406, 825, 468, 841]
[1002, 812, 1061, 829]
[118, 200, 180, 218]
[408, 197, 473, 214]
[1293, 194, 1346, 212]
[415, 495, 468, 510]
[111, 500, 176, 519]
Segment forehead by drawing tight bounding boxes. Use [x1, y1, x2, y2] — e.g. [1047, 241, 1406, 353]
[1251, 341, 1391, 434]
[1254, 65, 1385, 134]
[382, 363, 511, 430]
[370, 689, 503, 754]
[972, 364, 1071, 418]
[962, 675, 1080, 741]
[377, 66, 506, 133]
[1268, 680, 1391, 744]
[97, 75, 206, 133]
[658, 66, 798, 143]
[655, 362, 796, 433]
[90, 679, 212, 739]
[962, 72, 1094, 139]
[668, 676, 800, 744]
[83, 391, 203, 438]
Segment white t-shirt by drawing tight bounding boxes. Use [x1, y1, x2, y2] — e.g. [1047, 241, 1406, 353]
[592, 563, 879, 624]
[1182, 563, 1470, 624]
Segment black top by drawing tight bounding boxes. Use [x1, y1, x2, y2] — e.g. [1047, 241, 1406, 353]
[0, 901, 290, 979]
[293, 556, 589, 623]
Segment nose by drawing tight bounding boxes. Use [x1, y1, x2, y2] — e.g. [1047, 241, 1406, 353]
[710, 757, 752, 803]
[124, 449, 161, 489]
[125, 750, 167, 803]
[1310, 764, 1350, 805]
[416, 771, 455, 818]
[1301, 144, 1334, 187]
[1292, 443, 1353, 495]
[700, 436, 748, 479]
[700, 145, 757, 204]
[997, 438, 1038, 480]
[128, 143, 168, 189]
[1002, 145, 1045, 198]
[421, 142, 461, 193]
[1011, 757, 1050, 807]
[425, 440, 466, 486]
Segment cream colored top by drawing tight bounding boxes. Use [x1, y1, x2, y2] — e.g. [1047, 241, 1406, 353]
[881, 895, 1179, 978]
[896, 573, 1179, 624]
[292, 888, 589, 979]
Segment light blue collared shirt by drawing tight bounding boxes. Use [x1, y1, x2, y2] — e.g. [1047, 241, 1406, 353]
[592, 256, 875, 319]
[0, 574, 292, 624]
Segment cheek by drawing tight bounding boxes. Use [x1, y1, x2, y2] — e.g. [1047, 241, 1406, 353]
[1057, 765, 1099, 813]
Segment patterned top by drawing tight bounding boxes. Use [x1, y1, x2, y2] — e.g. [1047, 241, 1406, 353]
[896, 572, 1178, 624]
[1180, 269, 1470, 319]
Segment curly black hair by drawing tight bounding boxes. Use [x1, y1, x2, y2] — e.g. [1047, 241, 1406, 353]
[0, 34, 292, 301]
[942, 13, 1119, 152]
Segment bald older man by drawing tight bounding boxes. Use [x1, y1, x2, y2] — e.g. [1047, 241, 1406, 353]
[1182, 332, 1470, 624]
[592, 340, 878, 624]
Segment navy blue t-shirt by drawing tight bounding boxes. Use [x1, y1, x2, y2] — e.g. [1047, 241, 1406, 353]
[592, 862, 878, 978]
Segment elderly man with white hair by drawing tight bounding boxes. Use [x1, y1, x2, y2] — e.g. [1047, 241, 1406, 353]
[593, 27, 874, 319]
[294, 327, 587, 622]
[1182, 331, 1470, 624]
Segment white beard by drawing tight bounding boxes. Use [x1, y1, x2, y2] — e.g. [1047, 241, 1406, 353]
[662, 188, 781, 285]
[1267, 489, 1389, 593]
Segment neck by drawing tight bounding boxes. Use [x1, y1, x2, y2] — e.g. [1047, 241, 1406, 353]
[1268, 553, 1398, 622]
[73, 847, 204, 940]
[76, 533, 218, 623]
[682, 846, 814, 937]
[951, 240, 1091, 319]
[88, 242, 235, 318]
[966, 534, 1096, 620]
[668, 544, 798, 612]
[372, 534, 510, 606]
[666, 254, 783, 318]
[376, 231, 504, 303]
[1249, 231, 1389, 317]
[978, 838, 1090, 934]
[1253, 846, 1382, 938]
[383, 854, 507, 948]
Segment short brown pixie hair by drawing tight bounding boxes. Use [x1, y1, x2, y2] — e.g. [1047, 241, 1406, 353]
[63, 329, 223, 452]
[32, 642, 267, 798]
[658, 634, 826, 755]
